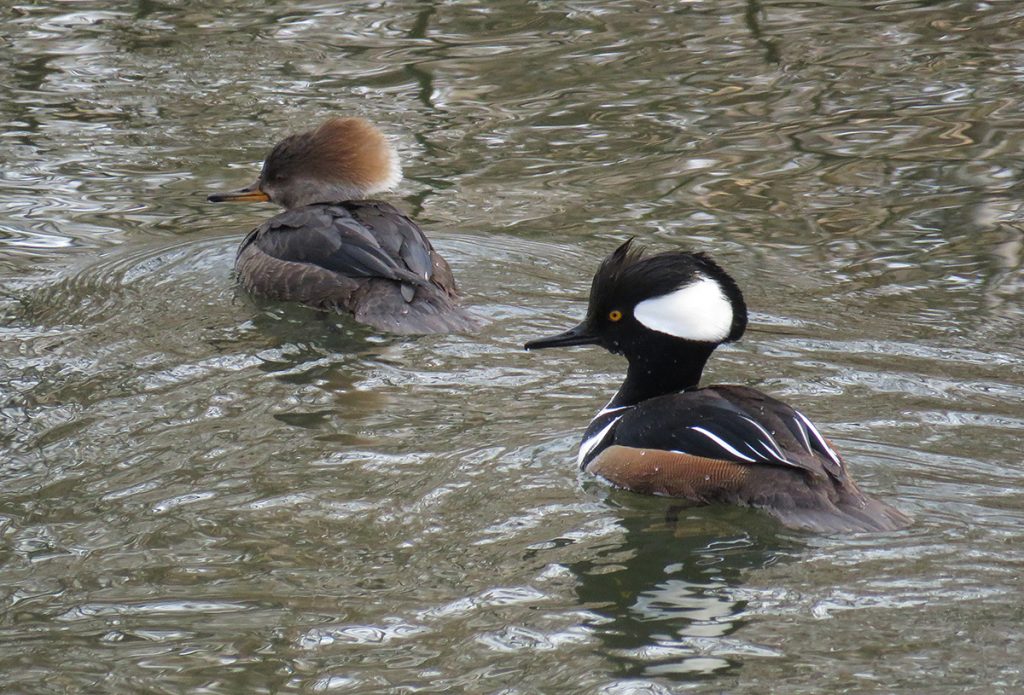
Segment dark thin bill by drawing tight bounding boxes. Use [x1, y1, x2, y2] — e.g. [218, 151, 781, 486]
[524, 322, 597, 350]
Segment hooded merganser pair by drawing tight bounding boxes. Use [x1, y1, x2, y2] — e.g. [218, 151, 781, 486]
[208, 117, 479, 335]
[207, 119, 908, 533]
[526, 240, 911, 533]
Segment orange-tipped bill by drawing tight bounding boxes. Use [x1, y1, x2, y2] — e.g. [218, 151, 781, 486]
[207, 182, 270, 203]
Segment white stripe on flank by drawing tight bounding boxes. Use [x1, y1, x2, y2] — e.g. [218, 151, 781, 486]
[690, 426, 757, 463]
[794, 410, 842, 466]
[577, 416, 622, 468]
[633, 275, 733, 342]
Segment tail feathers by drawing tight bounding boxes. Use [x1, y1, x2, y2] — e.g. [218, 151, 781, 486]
[761, 492, 912, 534]
[353, 281, 484, 335]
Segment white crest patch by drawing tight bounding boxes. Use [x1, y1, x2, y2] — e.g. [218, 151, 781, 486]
[633, 274, 733, 341]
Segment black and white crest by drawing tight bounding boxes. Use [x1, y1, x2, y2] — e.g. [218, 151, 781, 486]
[588, 240, 747, 343]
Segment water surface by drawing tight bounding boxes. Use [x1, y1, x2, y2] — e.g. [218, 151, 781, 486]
[1, 1, 1022, 692]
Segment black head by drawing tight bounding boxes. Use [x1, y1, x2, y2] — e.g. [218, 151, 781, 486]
[525, 239, 747, 360]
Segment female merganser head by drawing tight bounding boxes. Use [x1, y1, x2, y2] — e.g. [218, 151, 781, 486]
[526, 240, 911, 533]
[207, 117, 478, 335]
[208, 117, 402, 209]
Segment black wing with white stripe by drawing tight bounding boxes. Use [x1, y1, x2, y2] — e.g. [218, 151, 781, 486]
[607, 385, 848, 482]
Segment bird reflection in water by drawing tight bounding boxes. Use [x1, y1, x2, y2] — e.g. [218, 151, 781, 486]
[564, 501, 800, 680]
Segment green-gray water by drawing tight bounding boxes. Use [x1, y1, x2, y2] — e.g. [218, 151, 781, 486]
[1, 2, 1022, 692]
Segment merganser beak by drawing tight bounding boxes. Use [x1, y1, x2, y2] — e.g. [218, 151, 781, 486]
[525, 321, 599, 350]
[207, 180, 270, 203]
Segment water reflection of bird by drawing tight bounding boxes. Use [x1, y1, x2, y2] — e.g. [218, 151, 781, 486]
[564, 506, 792, 678]
[526, 240, 912, 533]
[208, 117, 479, 335]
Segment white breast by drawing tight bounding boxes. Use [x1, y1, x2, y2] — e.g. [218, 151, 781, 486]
[577, 406, 627, 468]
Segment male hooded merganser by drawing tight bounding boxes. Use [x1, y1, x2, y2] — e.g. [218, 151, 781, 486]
[525, 240, 911, 533]
[208, 117, 479, 334]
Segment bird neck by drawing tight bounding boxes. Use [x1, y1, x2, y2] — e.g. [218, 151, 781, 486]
[608, 342, 717, 407]
[279, 179, 371, 209]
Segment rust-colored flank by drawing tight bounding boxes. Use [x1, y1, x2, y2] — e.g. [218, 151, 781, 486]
[587, 445, 752, 500]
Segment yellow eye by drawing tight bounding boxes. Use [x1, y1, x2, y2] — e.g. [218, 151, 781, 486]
[608, 309, 623, 322]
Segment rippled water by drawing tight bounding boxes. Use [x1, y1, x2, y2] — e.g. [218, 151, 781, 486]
[2, 1, 1023, 692]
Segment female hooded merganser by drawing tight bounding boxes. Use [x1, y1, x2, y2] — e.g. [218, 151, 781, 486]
[526, 240, 911, 533]
[208, 117, 479, 334]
